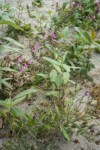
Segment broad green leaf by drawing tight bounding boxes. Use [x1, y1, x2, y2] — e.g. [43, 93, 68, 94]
[83, 32, 92, 44]
[0, 98, 12, 108]
[0, 45, 21, 53]
[3, 37, 24, 48]
[37, 73, 49, 79]
[43, 57, 61, 66]
[63, 72, 70, 84]
[50, 69, 57, 82]
[93, 42, 100, 49]
[11, 107, 25, 118]
[55, 74, 63, 87]
[90, 41, 100, 50]
[13, 88, 38, 100]
[53, 64, 61, 73]
[75, 27, 92, 44]
[75, 27, 83, 35]
[1, 15, 12, 22]
[46, 91, 59, 98]
[1, 79, 12, 89]
[0, 67, 17, 72]
[63, 64, 70, 72]
[0, 20, 23, 30]
[13, 96, 26, 105]
[95, 40, 100, 45]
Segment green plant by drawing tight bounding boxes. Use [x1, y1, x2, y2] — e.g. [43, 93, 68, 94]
[0, 36, 24, 90]
[36, 56, 80, 140]
[0, 2, 32, 38]
[0, 37, 23, 90]
[0, 2, 17, 21]
[47, 26, 99, 80]
[32, 0, 43, 7]
[52, 0, 99, 30]
[0, 0, 99, 149]
[38, 56, 74, 88]
[67, 27, 100, 79]
[7, 23, 32, 38]
[0, 88, 38, 130]
[0, 36, 24, 53]
[0, 67, 17, 90]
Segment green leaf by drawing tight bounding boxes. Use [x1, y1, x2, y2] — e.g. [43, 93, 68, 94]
[0, 20, 23, 30]
[46, 91, 59, 98]
[44, 124, 52, 130]
[1, 79, 12, 89]
[63, 64, 70, 72]
[0, 98, 12, 108]
[3, 37, 24, 48]
[37, 73, 49, 79]
[63, 72, 70, 84]
[61, 127, 70, 141]
[83, 32, 92, 44]
[0, 45, 21, 53]
[43, 57, 61, 66]
[75, 27, 83, 35]
[50, 69, 57, 82]
[13, 96, 26, 105]
[75, 27, 92, 44]
[55, 105, 61, 118]
[63, 51, 68, 63]
[11, 107, 25, 118]
[13, 88, 38, 100]
[0, 67, 17, 72]
[55, 74, 63, 87]
[80, 67, 87, 75]
[85, 75, 93, 82]
[61, 27, 69, 38]
[92, 42, 100, 49]
[52, 64, 61, 73]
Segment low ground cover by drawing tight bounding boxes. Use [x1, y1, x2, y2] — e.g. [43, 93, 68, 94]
[0, 0, 100, 149]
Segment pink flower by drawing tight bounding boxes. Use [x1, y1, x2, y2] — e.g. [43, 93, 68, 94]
[20, 63, 28, 72]
[84, 91, 90, 97]
[20, 66, 26, 72]
[28, 59, 33, 65]
[71, 2, 76, 7]
[32, 42, 40, 53]
[92, 15, 96, 20]
[23, 63, 28, 67]
[17, 56, 23, 64]
[50, 32, 55, 40]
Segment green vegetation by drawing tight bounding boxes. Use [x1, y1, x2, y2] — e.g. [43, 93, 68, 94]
[0, 0, 100, 149]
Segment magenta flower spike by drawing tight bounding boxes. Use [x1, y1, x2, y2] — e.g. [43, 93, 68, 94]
[32, 42, 40, 53]
[17, 56, 23, 63]
[71, 2, 76, 7]
[50, 32, 55, 41]
[28, 59, 33, 65]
